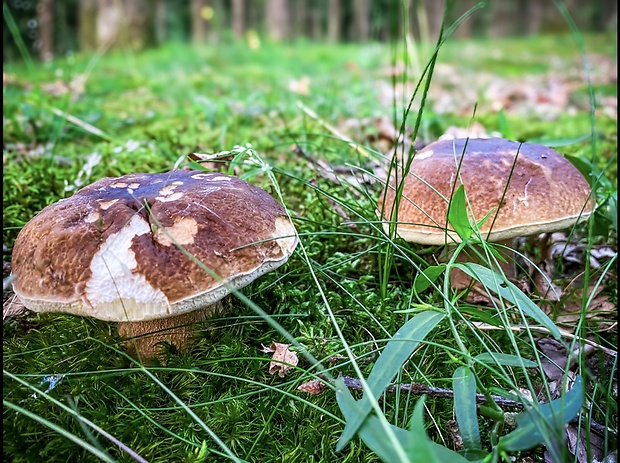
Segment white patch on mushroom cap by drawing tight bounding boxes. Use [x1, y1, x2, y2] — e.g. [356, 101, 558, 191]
[272, 216, 298, 255]
[85, 214, 169, 321]
[415, 149, 434, 160]
[98, 199, 120, 210]
[84, 211, 101, 223]
[155, 217, 198, 247]
[190, 173, 211, 180]
[156, 184, 185, 202]
[156, 192, 184, 202]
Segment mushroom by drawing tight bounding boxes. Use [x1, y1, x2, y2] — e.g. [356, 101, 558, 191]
[378, 137, 594, 289]
[10, 170, 298, 360]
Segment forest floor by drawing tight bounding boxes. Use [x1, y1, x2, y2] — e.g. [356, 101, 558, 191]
[3, 32, 618, 463]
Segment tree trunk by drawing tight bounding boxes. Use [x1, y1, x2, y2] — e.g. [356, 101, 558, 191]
[37, 0, 54, 60]
[292, 0, 308, 38]
[421, 0, 445, 42]
[96, 0, 150, 50]
[517, 0, 542, 35]
[231, 0, 245, 37]
[451, 0, 476, 39]
[603, 0, 617, 30]
[352, 0, 370, 41]
[191, 0, 208, 44]
[154, 0, 167, 44]
[327, 0, 341, 43]
[79, 0, 98, 51]
[265, 0, 289, 41]
[487, 0, 517, 37]
[308, 0, 322, 40]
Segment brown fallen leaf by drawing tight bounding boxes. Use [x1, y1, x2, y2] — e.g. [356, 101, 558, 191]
[262, 342, 299, 378]
[438, 121, 498, 140]
[187, 151, 235, 173]
[288, 76, 311, 95]
[41, 74, 86, 101]
[3, 294, 29, 323]
[564, 421, 607, 463]
[297, 378, 327, 395]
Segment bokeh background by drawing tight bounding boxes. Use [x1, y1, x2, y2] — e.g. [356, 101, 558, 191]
[4, 0, 618, 63]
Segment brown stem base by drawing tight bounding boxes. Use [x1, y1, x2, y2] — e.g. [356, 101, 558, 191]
[118, 301, 223, 362]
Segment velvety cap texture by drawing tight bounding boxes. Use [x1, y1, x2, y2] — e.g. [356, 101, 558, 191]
[12, 170, 298, 321]
[378, 138, 593, 244]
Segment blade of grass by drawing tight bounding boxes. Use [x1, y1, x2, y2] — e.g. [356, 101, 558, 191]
[3, 399, 118, 463]
[336, 310, 445, 451]
[498, 375, 585, 453]
[455, 262, 562, 340]
[4, 370, 148, 463]
[452, 366, 481, 450]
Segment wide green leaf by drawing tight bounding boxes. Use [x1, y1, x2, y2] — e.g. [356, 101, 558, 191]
[335, 377, 410, 462]
[455, 263, 562, 339]
[336, 310, 445, 451]
[406, 396, 475, 462]
[498, 375, 584, 452]
[447, 184, 473, 241]
[335, 381, 476, 463]
[474, 352, 537, 368]
[452, 366, 481, 450]
[413, 265, 446, 295]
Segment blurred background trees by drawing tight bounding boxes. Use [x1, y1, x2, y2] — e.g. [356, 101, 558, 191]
[3, 0, 617, 63]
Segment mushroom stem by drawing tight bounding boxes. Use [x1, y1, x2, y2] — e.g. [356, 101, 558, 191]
[448, 239, 517, 290]
[118, 301, 223, 361]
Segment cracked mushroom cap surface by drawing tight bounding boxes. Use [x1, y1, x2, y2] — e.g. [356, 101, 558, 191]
[378, 138, 594, 245]
[11, 170, 298, 322]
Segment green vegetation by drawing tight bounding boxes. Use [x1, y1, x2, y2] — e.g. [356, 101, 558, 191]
[3, 29, 617, 463]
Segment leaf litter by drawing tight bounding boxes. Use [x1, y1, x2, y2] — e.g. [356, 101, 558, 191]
[261, 342, 299, 378]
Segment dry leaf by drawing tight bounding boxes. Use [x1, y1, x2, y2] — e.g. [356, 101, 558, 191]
[438, 122, 498, 140]
[288, 76, 311, 95]
[564, 422, 606, 463]
[3, 294, 29, 323]
[41, 74, 86, 101]
[297, 379, 327, 395]
[264, 342, 298, 378]
[551, 282, 618, 332]
[187, 151, 234, 173]
[445, 419, 464, 451]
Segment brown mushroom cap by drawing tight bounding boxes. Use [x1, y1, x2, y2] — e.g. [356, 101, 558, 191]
[378, 138, 594, 245]
[11, 170, 298, 322]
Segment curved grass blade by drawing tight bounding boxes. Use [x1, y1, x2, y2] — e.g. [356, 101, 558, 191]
[474, 353, 538, 368]
[336, 310, 445, 451]
[3, 400, 117, 463]
[454, 263, 562, 339]
[407, 396, 475, 462]
[498, 375, 584, 452]
[452, 366, 481, 450]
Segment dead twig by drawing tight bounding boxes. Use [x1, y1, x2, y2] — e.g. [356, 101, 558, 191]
[336, 374, 525, 408]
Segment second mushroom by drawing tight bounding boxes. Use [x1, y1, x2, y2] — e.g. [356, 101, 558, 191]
[378, 137, 594, 288]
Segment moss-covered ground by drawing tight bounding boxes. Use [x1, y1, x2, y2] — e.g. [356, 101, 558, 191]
[3, 32, 617, 462]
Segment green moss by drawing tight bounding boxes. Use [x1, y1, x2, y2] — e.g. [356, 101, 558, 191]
[3, 35, 617, 462]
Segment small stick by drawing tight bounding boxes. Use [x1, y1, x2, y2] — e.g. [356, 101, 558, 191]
[336, 374, 524, 409]
[472, 322, 618, 358]
[328, 375, 614, 435]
